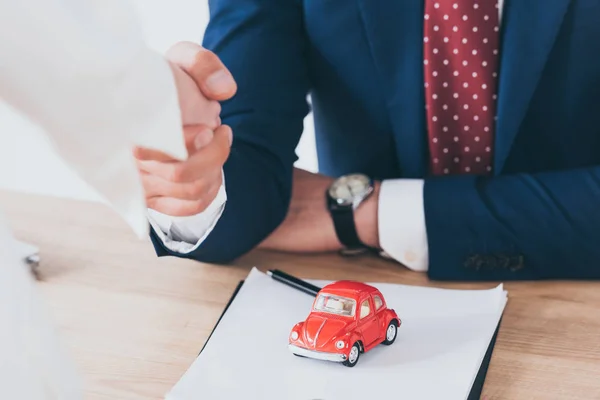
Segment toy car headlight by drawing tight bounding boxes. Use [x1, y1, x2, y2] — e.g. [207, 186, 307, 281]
[335, 340, 345, 349]
[291, 331, 299, 341]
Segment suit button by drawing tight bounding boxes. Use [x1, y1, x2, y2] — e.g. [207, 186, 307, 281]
[497, 254, 510, 269]
[508, 255, 525, 271]
[466, 253, 525, 272]
[464, 254, 483, 270]
[484, 255, 497, 269]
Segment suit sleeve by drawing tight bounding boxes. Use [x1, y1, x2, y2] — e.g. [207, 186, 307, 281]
[151, 0, 310, 263]
[424, 167, 600, 280]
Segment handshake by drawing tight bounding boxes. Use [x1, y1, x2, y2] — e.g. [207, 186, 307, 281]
[134, 42, 237, 217]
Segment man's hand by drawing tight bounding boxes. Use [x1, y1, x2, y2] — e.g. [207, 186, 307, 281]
[134, 42, 237, 216]
[258, 168, 381, 252]
[167, 41, 236, 128]
[134, 124, 232, 216]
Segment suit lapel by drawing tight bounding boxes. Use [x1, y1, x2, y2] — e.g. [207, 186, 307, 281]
[357, 0, 571, 176]
[494, 0, 571, 172]
[357, 0, 427, 178]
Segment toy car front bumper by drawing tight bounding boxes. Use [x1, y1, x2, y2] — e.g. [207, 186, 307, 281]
[288, 344, 347, 362]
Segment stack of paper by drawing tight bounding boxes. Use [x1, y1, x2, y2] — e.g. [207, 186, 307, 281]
[167, 268, 507, 400]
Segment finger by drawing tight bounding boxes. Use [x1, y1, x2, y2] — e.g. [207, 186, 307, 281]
[140, 125, 232, 183]
[147, 196, 210, 216]
[212, 123, 233, 150]
[182, 124, 215, 156]
[133, 125, 215, 162]
[175, 124, 232, 181]
[169, 63, 222, 128]
[141, 168, 221, 200]
[166, 41, 237, 101]
[205, 174, 224, 202]
[133, 146, 176, 163]
[146, 176, 224, 217]
[187, 125, 215, 152]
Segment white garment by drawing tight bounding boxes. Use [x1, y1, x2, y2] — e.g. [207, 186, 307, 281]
[147, 181, 227, 254]
[0, 0, 187, 398]
[149, 0, 506, 271]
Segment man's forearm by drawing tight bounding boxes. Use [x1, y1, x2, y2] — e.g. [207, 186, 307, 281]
[258, 168, 340, 252]
[259, 168, 383, 253]
[257, 168, 431, 274]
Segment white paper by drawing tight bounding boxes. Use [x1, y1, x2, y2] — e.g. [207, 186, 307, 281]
[167, 268, 507, 400]
[0, 213, 82, 399]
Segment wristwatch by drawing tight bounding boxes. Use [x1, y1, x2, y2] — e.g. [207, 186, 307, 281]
[326, 173, 375, 255]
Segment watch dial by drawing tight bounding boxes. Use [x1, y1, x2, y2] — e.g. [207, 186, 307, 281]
[329, 174, 372, 205]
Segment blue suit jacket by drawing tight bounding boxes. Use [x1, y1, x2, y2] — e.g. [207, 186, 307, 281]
[151, 0, 600, 281]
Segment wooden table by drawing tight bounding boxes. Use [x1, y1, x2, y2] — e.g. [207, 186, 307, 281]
[2, 190, 600, 400]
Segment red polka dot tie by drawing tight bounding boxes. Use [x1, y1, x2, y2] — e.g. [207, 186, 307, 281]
[423, 1, 499, 175]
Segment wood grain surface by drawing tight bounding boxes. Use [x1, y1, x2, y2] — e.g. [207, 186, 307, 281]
[1, 190, 599, 400]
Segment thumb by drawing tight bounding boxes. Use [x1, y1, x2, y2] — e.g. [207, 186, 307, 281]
[213, 124, 233, 150]
[166, 41, 237, 101]
[200, 124, 233, 167]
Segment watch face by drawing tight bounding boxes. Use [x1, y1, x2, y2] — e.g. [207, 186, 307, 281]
[328, 173, 373, 206]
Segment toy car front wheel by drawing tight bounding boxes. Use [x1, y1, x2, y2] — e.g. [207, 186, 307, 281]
[343, 343, 360, 367]
[382, 320, 399, 345]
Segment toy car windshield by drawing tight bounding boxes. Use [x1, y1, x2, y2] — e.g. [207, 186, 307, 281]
[313, 293, 356, 317]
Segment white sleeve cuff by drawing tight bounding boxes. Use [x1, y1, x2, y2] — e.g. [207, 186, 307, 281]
[148, 173, 227, 254]
[378, 179, 429, 272]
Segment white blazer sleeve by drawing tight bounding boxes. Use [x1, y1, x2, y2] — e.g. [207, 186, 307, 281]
[0, 0, 187, 238]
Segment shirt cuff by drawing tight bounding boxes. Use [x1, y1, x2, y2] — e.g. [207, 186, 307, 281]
[148, 173, 227, 254]
[378, 179, 429, 272]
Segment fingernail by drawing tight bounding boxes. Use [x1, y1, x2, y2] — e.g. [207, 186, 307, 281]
[195, 128, 213, 150]
[206, 70, 235, 95]
[227, 129, 233, 146]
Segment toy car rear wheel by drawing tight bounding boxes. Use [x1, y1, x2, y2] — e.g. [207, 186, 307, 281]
[343, 343, 360, 367]
[382, 320, 399, 345]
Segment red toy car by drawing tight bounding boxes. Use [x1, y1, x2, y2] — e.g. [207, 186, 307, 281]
[288, 280, 401, 367]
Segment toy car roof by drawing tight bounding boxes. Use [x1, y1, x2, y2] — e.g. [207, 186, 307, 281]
[319, 280, 381, 297]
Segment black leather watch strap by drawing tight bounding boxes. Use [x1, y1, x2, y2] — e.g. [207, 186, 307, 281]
[326, 174, 377, 256]
[327, 195, 376, 255]
[330, 205, 363, 250]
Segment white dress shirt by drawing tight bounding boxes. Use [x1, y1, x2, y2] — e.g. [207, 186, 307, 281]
[149, 0, 505, 271]
[0, 0, 187, 398]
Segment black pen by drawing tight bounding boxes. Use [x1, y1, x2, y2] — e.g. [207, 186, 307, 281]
[266, 269, 322, 297]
